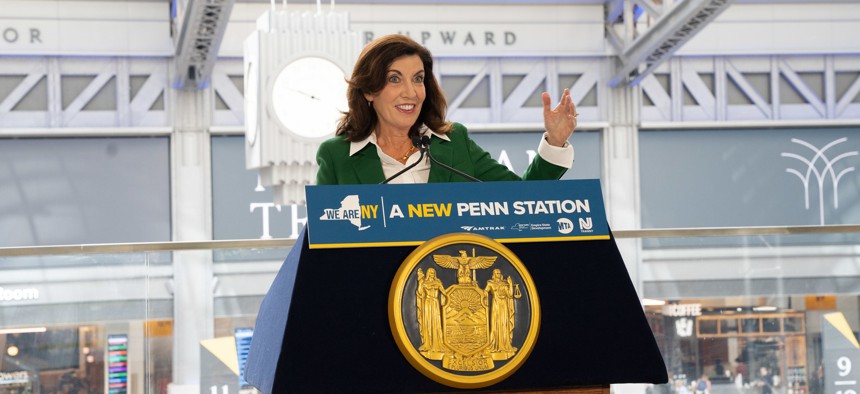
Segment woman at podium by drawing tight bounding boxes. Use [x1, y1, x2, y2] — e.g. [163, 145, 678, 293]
[315, 34, 578, 185]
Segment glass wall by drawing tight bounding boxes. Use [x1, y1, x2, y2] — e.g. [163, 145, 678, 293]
[0, 137, 171, 247]
[2, 130, 858, 393]
[0, 249, 173, 394]
[1, 230, 856, 393]
[638, 127, 860, 394]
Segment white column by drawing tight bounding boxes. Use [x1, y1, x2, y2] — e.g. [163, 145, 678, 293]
[603, 77, 644, 296]
[168, 87, 214, 394]
[128, 321, 145, 394]
[843, 296, 860, 332]
[605, 82, 647, 394]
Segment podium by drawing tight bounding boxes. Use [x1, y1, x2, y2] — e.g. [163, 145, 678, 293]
[245, 180, 667, 393]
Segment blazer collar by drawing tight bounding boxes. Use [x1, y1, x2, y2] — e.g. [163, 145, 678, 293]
[348, 125, 452, 184]
[348, 125, 450, 156]
[427, 133, 454, 183]
[348, 144, 386, 184]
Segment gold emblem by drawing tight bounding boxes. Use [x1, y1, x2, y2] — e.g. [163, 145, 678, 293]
[389, 233, 540, 389]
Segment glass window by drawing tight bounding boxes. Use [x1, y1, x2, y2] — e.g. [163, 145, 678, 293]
[762, 317, 781, 333]
[698, 319, 718, 335]
[720, 318, 738, 334]
[0, 137, 171, 247]
[783, 316, 803, 333]
[641, 127, 860, 229]
[741, 318, 760, 333]
[469, 130, 602, 180]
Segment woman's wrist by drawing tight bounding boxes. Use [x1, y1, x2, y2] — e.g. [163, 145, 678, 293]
[544, 133, 567, 147]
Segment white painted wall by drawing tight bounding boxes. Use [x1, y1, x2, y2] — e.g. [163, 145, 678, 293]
[679, 3, 860, 56]
[0, 1, 172, 56]
[4, 2, 860, 58]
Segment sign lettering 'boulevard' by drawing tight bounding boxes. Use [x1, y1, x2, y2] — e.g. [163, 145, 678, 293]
[306, 179, 609, 248]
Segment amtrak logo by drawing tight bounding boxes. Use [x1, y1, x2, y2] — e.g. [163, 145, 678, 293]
[781, 138, 858, 225]
[319, 195, 373, 230]
[461, 225, 505, 232]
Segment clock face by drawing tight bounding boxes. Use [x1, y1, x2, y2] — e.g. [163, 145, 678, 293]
[271, 56, 349, 140]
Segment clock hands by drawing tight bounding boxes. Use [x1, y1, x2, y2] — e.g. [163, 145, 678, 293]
[292, 89, 321, 101]
[286, 88, 346, 111]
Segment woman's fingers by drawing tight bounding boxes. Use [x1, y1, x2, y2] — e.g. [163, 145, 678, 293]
[542, 92, 554, 120]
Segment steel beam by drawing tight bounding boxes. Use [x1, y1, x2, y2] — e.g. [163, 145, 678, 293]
[608, 0, 734, 87]
[173, 0, 236, 90]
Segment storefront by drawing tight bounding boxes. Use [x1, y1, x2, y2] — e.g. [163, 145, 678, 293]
[695, 311, 807, 391]
[645, 299, 851, 394]
[1, 325, 106, 394]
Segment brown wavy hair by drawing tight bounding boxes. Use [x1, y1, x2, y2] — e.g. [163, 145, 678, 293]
[336, 34, 451, 141]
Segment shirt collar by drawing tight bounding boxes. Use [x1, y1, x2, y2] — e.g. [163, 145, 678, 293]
[349, 124, 450, 156]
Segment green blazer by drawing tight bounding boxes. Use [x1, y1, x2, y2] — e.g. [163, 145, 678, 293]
[315, 123, 567, 185]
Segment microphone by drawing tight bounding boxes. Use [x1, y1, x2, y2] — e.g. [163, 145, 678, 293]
[420, 135, 482, 182]
[380, 136, 426, 184]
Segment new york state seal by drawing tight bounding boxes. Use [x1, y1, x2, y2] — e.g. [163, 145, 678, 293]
[388, 233, 540, 389]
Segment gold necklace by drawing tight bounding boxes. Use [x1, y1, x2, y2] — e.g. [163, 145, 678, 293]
[399, 145, 416, 163]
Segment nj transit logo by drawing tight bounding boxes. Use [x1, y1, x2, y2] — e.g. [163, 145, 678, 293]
[319, 195, 379, 231]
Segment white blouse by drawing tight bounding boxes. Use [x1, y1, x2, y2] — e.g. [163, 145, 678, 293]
[348, 127, 574, 184]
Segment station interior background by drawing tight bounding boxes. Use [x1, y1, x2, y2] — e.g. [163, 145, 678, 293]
[1, 0, 860, 393]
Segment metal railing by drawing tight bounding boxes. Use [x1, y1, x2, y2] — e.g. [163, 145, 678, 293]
[2, 224, 859, 257]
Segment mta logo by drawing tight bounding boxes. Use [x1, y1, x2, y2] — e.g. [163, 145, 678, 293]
[556, 218, 573, 234]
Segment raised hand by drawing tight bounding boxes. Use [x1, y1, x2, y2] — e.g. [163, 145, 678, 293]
[541, 88, 577, 147]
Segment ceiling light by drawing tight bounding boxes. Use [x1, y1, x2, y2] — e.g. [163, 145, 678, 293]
[753, 306, 777, 312]
[0, 327, 47, 335]
[6, 345, 19, 357]
[642, 298, 666, 306]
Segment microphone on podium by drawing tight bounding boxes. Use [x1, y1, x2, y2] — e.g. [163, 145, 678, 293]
[418, 135, 482, 182]
[381, 135, 483, 184]
[380, 135, 427, 184]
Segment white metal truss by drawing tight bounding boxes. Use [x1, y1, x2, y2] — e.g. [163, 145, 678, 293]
[640, 55, 860, 124]
[209, 56, 607, 129]
[423, 57, 606, 127]
[3, 54, 860, 132]
[0, 57, 170, 130]
[174, 0, 236, 90]
[212, 60, 245, 126]
[606, 0, 734, 87]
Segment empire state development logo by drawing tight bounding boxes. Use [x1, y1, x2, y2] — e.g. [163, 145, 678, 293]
[319, 195, 377, 231]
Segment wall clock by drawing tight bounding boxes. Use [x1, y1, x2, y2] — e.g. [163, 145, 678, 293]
[270, 56, 348, 140]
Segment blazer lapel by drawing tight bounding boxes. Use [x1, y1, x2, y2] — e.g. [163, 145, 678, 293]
[427, 136, 454, 183]
[349, 146, 385, 184]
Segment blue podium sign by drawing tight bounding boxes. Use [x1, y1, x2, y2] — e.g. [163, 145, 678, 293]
[305, 179, 609, 249]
